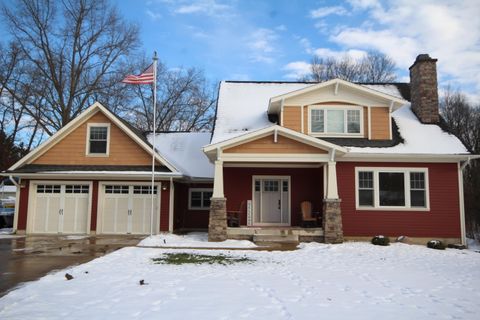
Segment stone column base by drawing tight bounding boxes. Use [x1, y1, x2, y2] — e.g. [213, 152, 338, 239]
[208, 197, 227, 242]
[323, 199, 343, 244]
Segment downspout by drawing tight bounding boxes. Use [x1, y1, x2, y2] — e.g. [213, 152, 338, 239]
[458, 158, 470, 246]
[9, 176, 21, 233]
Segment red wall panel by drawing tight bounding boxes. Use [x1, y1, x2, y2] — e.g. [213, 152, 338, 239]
[90, 181, 98, 231]
[17, 180, 29, 230]
[337, 162, 461, 238]
[174, 182, 213, 230]
[223, 167, 323, 226]
[160, 181, 170, 231]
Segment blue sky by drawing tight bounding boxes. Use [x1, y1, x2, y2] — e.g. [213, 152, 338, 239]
[117, 0, 480, 102]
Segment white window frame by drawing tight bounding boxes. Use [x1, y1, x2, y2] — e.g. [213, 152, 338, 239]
[188, 188, 213, 210]
[308, 105, 364, 137]
[86, 123, 110, 156]
[355, 167, 430, 211]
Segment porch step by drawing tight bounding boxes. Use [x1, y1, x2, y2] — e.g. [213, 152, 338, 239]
[253, 234, 299, 243]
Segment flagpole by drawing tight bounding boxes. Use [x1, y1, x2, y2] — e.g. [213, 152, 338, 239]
[151, 52, 158, 237]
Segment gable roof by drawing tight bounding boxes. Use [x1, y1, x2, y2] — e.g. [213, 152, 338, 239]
[8, 102, 179, 173]
[204, 125, 347, 161]
[268, 79, 407, 114]
[210, 80, 470, 157]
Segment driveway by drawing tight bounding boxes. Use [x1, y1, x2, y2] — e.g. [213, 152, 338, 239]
[0, 235, 144, 297]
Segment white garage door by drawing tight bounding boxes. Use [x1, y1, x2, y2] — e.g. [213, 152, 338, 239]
[99, 184, 160, 235]
[31, 184, 90, 234]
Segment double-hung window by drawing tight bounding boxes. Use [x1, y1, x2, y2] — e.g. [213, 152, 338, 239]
[87, 124, 110, 155]
[356, 168, 429, 210]
[310, 106, 362, 136]
[189, 188, 213, 210]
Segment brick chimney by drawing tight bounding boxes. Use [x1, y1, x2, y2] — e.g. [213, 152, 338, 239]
[409, 54, 439, 124]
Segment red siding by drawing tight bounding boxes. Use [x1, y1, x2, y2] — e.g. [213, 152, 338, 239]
[224, 167, 323, 226]
[338, 162, 461, 238]
[160, 181, 170, 231]
[17, 180, 29, 230]
[174, 182, 213, 230]
[90, 181, 98, 231]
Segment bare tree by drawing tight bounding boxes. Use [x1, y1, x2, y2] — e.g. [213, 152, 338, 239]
[1, 0, 140, 136]
[121, 57, 216, 133]
[307, 50, 397, 83]
[440, 87, 480, 238]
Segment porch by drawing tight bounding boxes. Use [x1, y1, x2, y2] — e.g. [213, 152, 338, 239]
[227, 226, 324, 243]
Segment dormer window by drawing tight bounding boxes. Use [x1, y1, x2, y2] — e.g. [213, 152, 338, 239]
[309, 105, 363, 137]
[87, 123, 110, 155]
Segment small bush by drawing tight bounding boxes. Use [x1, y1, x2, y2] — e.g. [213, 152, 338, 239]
[152, 253, 254, 265]
[371, 235, 390, 246]
[427, 240, 446, 250]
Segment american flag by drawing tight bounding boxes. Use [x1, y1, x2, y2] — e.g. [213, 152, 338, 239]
[122, 63, 154, 84]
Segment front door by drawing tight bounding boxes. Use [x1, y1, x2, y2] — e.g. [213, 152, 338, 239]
[253, 177, 290, 226]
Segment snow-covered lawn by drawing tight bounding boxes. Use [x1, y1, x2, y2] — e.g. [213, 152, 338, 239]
[1, 242, 479, 320]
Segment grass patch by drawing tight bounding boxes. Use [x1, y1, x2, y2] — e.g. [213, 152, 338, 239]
[152, 253, 254, 265]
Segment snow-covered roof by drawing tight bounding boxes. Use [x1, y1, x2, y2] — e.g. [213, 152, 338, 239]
[212, 82, 310, 144]
[0, 185, 16, 193]
[212, 81, 469, 156]
[348, 104, 469, 154]
[149, 132, 213, 179]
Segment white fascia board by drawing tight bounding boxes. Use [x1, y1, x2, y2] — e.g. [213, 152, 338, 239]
[2, 172, 183, 180]
[340, 153, 477, 162]
[221, 153, 331, 163]
[203, 124, 347, 154]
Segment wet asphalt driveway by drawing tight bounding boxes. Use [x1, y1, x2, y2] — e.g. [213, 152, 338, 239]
[0, 235, 144, 297]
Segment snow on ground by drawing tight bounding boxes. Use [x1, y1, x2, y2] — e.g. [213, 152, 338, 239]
[138, 232, 257, 248]
[0, 228, 23, 239]
[1, 242, 479, 319]
[467, 238, 480, 251]
[348, 104, 469, 154]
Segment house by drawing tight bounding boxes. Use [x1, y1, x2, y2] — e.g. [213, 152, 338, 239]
[2, 54, 476, 245]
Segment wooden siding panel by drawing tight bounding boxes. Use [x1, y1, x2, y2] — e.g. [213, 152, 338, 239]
[370, 107, 390, 140]
[338, 162, 461, 238]
[282, 106, 302, 131]
[32, 112, 153, 165]
[224, 134, 327, 154]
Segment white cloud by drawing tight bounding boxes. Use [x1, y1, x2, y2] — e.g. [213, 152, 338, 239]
[146, 9, 162, 21]
[331, 0, 480, 100]
[310, 6, 348, 18]
[247, 28, 278, 63]
[173, 0, 232, 17]
[313, 48, 367, 61]
[283, 61, 311, 79]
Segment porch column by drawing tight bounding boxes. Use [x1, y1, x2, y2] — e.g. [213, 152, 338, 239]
[208, 160, 227, 241]
[323, 161, 344, 244]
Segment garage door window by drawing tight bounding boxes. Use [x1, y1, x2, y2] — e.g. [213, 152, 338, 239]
[133, 185, 158, 194]
[65, 185, 89, 193]
[105, 185, 129, 194]
[37, 185, 61, 193]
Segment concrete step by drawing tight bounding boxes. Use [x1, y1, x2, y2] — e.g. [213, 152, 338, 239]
[253, 234, 299, 243]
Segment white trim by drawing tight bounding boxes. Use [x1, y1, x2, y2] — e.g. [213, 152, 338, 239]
[86, 123, 111, 156]
[354, 167, 430, 211]
[300, 105, 304, 133]
[224, 163, 322, 168]
[323, 164, 327, 198]
[280, 98, 285, 126]
[9, 102, 179, 173]
[252, 175, 291, 226]
[308, 105, 364, 138]
[188, 188, 213, 210]
[221, 153, 331, 163]
[367, 106, 372, 140]
[26, 180, 93, 235]
[341, 153, 475, 162]
[169, 178, 174, 232]
[458, 162, 466, 245]
[96, 181, 161, 235]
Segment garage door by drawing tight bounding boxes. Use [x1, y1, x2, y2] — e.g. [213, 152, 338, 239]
[99, 184, 160, 235]
[31, 183, 90, 234]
